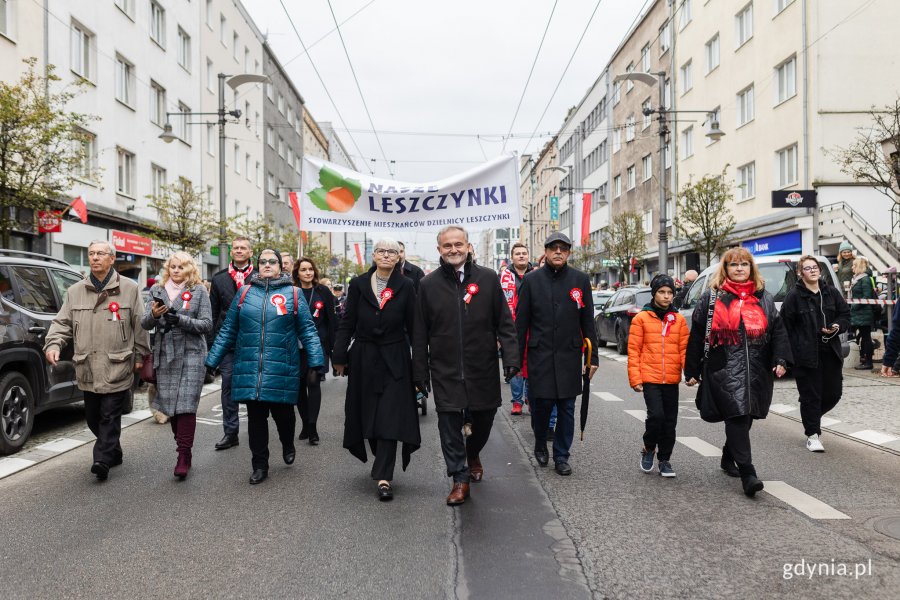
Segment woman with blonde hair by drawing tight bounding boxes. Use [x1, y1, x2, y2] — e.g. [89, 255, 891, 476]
[684, 248, 791, 497]
[142, 252, 213, 479]
[850, 256, 877, 370]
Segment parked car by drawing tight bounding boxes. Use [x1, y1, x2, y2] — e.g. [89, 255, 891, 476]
[0, 250, 134, 455]
[678, 254, 849, 357]
[594, 286, 653, 355]
[592, 290, 614, 319]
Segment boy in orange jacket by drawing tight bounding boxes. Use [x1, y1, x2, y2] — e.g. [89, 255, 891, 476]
[627, 274, 689, 477]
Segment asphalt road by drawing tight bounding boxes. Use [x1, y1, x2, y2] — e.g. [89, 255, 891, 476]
[0, 357, 898, 599]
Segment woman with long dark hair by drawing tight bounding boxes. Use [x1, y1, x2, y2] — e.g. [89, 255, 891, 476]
[291, 256, 336, 445]
[684, 248, 791, 497]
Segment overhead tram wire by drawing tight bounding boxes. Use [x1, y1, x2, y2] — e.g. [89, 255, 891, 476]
[501, 0, 559, 154]
[325, 0, 394, 177]
[277, 0, 374, 173]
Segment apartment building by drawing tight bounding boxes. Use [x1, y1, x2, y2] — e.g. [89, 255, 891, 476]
[0, 0, 44, 82]
[519, 137, 561, 261]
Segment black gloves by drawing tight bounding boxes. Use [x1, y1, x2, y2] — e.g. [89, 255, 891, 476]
[503, 366, 520, 383]
[163, 312, 179, 326]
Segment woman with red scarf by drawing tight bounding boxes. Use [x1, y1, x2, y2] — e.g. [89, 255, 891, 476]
[684, 248, 791, 497]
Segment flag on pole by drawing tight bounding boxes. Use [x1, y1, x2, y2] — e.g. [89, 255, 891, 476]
[69, 196, 88, 223]
[289, 192, 301, 229]
[354, 243, 363, 266]
[581, 193, 592, 245]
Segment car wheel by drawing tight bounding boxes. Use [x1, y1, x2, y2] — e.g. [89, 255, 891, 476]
[616, 324, 628, 355]
[594, 325, 608, 347]
[0, 371, 36, 455]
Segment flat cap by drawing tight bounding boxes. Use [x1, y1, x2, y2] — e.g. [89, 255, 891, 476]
[544, 232, 572, 247]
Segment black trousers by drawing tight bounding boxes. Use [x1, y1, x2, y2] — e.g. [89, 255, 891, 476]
[246, 402, 296, 471]
[724, 415, 754, 467]
[642, 383, 679, 461]
[83, 390, 127, 466]
[297, 350, 322, 427]
[794, 346, 843, 436]
[857, 325, 874, 360]
[437, 409, 496, 483]
[368, 439, 398, 481]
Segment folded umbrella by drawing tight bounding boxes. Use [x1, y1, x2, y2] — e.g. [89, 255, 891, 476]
[580, 338, 592, 441]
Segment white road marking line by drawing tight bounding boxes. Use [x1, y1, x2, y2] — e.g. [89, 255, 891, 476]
[196, 417, 223, 426]
[593, 392, 624, 402]
[769, 403, 799, 414]
[36, 438, 86, 453]
[819, 417, 841, 427]
[123, 409, 153, 421]
[202, 383, 222, 393]
[613, 356, 628, 363]
[0, 457, 36, 479]
[624, 409, 647, 421]
[848, 429, 899, 445]
[676, 436, 721, 457]
[761, 481, 851, 520]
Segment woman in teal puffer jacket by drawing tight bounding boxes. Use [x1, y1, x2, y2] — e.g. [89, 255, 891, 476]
[207, 248, 324, 484]
[849, 257, 877, 371]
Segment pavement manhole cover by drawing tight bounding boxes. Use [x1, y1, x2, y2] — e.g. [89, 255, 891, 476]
[873, 516, 900, 541]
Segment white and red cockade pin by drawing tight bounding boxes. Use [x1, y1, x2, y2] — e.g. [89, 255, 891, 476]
[464, 283, 479, 304]
[569, 288, 585, 308]
[108, 302, 122, 321]
[662, 312, 676, 337]
[270, 293, 288, 315]
[181, 290, 192, 310]
[379, 288, 394, 310]
[313, 301, 324, 318]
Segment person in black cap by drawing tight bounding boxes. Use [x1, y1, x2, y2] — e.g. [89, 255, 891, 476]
[514, 232, 599, 476]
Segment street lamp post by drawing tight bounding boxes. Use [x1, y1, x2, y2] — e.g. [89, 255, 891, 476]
[613, 71, 724, 275]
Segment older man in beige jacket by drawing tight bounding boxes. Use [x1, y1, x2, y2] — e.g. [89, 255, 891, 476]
[44, 240, 150, 481]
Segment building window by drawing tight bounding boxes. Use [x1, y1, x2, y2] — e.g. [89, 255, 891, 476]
[664, 141, 672, 169]
[205, 0, 213, 28]
[219, 14, 226, 45]
[279, 181, 287, 203]
[736, 3, 753, 48]
[641, 44, 651, 72]
[680, 60, 693, 94]
[116, 147, 135, 196]
[737, 162, 756, 201]
[776, 144, 798, 187]
[70, 21, 96, 81]
[115, 0, 134, 19]
[206, 59, 214, 91]
[287, 107, 294, 126]
[642, 154, 652, 181]
[642, 210, 653, 234]
[255, 111, 260, 136]
[245, 153, 251, 181]
[75, 129, 96, 179]
[614, 175, 621, 198]
[681, 126, 694, 158]
[266, 172, 275, 196]
[627, 165, 636, 190]
[705, 34, 720, 73]
[737, 85, 754, 126]
[775, 0, 795, 15]
[659, 21, 672, 54]
[232, 32, 239, 60]
[206, 125, 215, 156]
[115, 54, 135, 107]
[612, 81, 621, 105]
[775, 56, 797, 104]
[278, 137, 285, 159]
[625, 62, 635, 92]
[266, 82, 274, 102]
[255, 161, 261, 187]
[642, 99, 652, 130]
[277, 93, 285, 115]
[679, 0, 692, 30]
[287, 147, 294, 168]
[612, 129, 622, 154]
[625, 115, 635, 142]
[177, 28, 191, 71]
[151, 164, 166, 199]
[177, 102, 191, 144]
[266, 126, 275, 148]
[244, 47, 250, 72]
[149, 81, 166, 127]
[150, 1, 165, 48]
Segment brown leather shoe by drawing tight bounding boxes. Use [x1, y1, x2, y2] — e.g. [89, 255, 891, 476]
[446, 482, 470, 505]
[469, 456, 484, 482]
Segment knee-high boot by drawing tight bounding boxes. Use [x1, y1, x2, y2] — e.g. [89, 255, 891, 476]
[173, 414, 197, 479]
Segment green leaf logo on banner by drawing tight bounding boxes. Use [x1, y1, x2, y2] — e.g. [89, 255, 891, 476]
[307, 165, 362, 213]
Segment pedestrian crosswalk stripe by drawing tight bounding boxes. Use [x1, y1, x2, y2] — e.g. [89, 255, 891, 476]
[762, 481, 851, 519]
[196, 417, 223, 426]
[593, 392, 624, 402]
[768, 403, 799, 414]
[36, 438, 86, 453]
[123, 409, 154, 421]
[613, 356, 628, 363]
[675, 436, 720, 457]
[848, 429, 899, 445]
[819, 417, 841, 427]
[0, 457, 36, 479]
[624, 409, 646, 421]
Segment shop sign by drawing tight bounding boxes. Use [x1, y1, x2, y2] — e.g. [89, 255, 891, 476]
[771, 190, 817, 208]
[111, 230, 152, 256]
[37, 210, 62, 233]
[741, 230, 802, 256]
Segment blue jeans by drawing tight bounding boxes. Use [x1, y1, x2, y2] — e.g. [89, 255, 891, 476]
[532, 397, 575, 463]
[219, 352, 239, 436]
[510, 375, 528, 404]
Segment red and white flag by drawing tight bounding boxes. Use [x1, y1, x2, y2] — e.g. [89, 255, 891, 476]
[69, 196, 88, 224]
[289, 191, 308, 244]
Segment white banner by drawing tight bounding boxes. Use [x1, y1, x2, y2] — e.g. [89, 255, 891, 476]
[300, 154, 520, 233]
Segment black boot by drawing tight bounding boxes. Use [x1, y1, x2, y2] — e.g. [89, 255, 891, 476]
[854, 356, 873, 370]
[308, 424, 319, 446]
[738, 463, 764, 497]
[298, 424, 309, 440]
[720, 445, 740, 477]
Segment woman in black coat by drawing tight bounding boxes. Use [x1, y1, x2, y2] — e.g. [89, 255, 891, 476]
[332, 238, 421, 501]
[684, 248, 792, 497]
[780, 256, 850, 453]
[292, 257, 336, 445]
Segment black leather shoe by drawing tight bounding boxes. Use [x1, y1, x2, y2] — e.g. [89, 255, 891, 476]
[91, 461, 109, 481]
[534, 447, 549, 467]
[215, 435, 239, 450]
[378, 482, 393, 502]
[554, 462, 573, 476]
[298, 426, 310, 441]
[249, 469, 268, 485]
[308, 431, 319, 446]
[283, 448, 296, 465]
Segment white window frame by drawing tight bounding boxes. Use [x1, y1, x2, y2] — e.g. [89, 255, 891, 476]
[612, 129, 622, 154]
[612, 81, 621, 106]
[679, 0, 692, 30]
[775, 0, 795, 16]
[150, 1, 165, 48]
[115, 0, 135, 19]
[255, 161, 261, 188]
[149, 80, 166, 127]
[266, 126, 275, 149]
[625, 62, 635, 92]
[737, 162, 756, 201]
[219, 14, 226, 46]
[625, 115, 636, 142]
[206, 124, 215, 156]
[627, 165, 636, 190]
[114, 54, 135, 108]
[705, 34, 720, 74]
[642, 210, 653, 234]
[116, 147, 135, 197]
[659, 21, 672, 54]
[232, 32, 239, 61]
[177, 102, 191, 144]
[177, 27, 191, 72]
[70, 20, 95, 81]
[75, 129, 96, 180]
[642, 99, 652, 130]
[266, 172, 276, 196]
[680, 60, 693, 94]
[151, 164, 166, 199]
[614, 175, 622, 198]
[735, 3, 753, 49]
[642, 154, 652, 182]
[234, 144, 240, 174]
[206, 59, 214, 91]
[737, 85, 754, 127]
[245, 153, 252, 181]
[681, 126, 694, 158]
[641, 44, 651, 72]
[775, 56, 797, 105]
[776, 144, 798, 188]
[205, 0, 213, 28]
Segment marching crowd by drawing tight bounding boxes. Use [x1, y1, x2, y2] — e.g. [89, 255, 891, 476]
[41, 230, 899, 504]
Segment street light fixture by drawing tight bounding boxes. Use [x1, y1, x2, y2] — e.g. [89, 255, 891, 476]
[614, 71, 725, 275]
[159, 72, 270, 270]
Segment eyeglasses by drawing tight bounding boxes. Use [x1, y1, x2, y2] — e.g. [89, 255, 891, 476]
[801, 266, 820, 273]
[374, 249, 399, 256]
[727, 262, 751, 268]
[88, 251, 111, 257]
[258, 258, 280, 266]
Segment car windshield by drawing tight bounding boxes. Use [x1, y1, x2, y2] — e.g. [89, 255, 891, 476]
[635, 291, 653, 306]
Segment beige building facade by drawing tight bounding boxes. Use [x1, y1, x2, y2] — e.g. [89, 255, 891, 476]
[519, 138, 561, 262]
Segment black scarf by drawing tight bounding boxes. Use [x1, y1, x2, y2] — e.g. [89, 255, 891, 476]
[90, 269, 115, 292]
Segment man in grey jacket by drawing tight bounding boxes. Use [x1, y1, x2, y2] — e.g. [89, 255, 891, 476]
[45, 240, 150, 481]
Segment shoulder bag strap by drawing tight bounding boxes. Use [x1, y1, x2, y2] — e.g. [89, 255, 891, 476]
[703, 291, 718, 360]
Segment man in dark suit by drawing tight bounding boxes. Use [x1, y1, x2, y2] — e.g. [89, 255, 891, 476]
[398, 241, 425, 292]
[515, 232, 599, 476]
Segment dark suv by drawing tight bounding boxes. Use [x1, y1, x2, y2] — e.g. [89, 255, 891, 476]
[0, 250, 132, 454]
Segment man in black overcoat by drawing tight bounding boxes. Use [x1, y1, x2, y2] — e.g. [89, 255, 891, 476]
[413, 226, 520, 505]
[398, 241, 426, 292]
[515, 232, 599, 476]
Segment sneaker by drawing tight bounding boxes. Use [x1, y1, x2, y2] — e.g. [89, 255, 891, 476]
[640, 448, 655, 473]
[511, 402, 523, 415]
[658, 460, 676, 478]
[806, 434, 825, 452]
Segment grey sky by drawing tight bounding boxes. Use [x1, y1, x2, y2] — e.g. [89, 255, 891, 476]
[246, 0, 646, 259]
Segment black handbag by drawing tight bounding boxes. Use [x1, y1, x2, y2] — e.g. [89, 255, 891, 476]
[695, 291, 724, 423]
